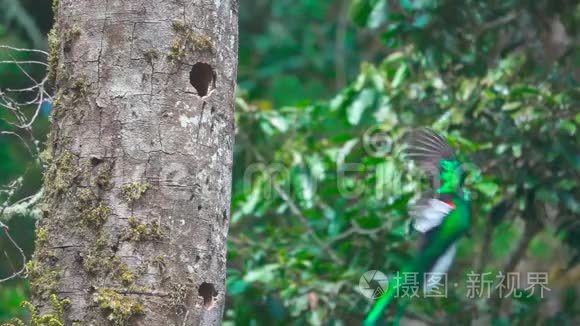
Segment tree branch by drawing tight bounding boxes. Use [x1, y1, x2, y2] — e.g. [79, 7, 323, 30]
[489, 192, 542, 316]
[0, 190, 43, 223]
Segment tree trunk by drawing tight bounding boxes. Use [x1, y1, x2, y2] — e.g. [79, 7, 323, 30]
[30, 0, 237, 325]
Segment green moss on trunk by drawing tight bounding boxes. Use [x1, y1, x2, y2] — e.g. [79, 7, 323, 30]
[120, 182, 150, 203]
[167, 21, 213, 63]
[123, 216, 163, 241]
[94, 289, 144, 326]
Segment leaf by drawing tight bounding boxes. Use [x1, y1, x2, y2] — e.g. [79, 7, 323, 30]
[412, 13, 431, 29]
[369, 65, 386, 90]
[475, 179, 499, 198]
[375, 161, 400, 200]
[512, 144, 522, 158]
[267, 113, 289, 132]
[510, 85, 541, 97]
[537, 189, 559, 203]
[560, 192, 580, 213]
[244, 263, 280, 283]
[293, 169, 315, 209]
[349, 0, 382, 27]
[354, 67, 368, 91]
[330, 92, 348, 111]
[383, 51, 405, 63]
[259, 119, 275, 135]
[373, 97, 398, 127]
[399, 0, 414, 11]
[556, 179, 576, 191]
[391, 63, 408, 88]
[289, 294, 309, 317]
[460, 78, 477, 101]
[347, 89, 375, 125]
[381, 23, 402, 47]
[239, 183, 262, 217]
[559, 120, 576, 135]
[502, 102, 521, 111]
[306, 154, 326, 180]
[391, 223, 408, 238]
[336, 139, 359, 165]
[367, 0, 389, 29]
[356, 215, 382, 229]
[235, 97, 250, 112]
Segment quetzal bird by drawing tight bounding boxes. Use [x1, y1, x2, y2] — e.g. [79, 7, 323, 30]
[364, 128, 471, 326]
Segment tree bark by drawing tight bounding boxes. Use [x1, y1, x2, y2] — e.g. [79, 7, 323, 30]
[30, 0, 238, 325]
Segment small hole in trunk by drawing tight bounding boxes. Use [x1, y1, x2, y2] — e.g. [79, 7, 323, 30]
[189, 62, 215, 97]
[198, 282, 218, 310]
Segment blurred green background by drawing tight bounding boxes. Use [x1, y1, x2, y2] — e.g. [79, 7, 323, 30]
[1, 0, 579, 324]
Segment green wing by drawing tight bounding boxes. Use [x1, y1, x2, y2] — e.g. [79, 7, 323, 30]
[404, 128, 463, 194]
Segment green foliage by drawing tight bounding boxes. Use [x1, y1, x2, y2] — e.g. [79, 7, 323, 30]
[1, 294, 70, 326]
[226, 1, 579, 324]
[1, 0, 579, 325]
[238, 0, 365, 106]
[0, 285, 27, 322]
[229, 45, 579, 322]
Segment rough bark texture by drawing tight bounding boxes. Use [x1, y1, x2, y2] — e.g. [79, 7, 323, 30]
[31, 0, 238, 325]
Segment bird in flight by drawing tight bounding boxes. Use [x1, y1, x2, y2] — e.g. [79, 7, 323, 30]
[364, 128, 472, 326]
